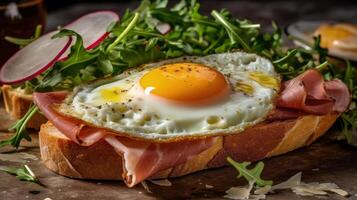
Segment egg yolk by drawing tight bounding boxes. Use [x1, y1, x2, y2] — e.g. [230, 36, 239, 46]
[100, 86, 124, 103]
[139, 63, 230, 104]
[314, 24, 357, 49]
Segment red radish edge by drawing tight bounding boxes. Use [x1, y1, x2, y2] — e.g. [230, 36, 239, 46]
[0, 36, 73, 84]
[58, 32, 111, 62]
[57, 11, 119, 61]
[0, 10, 119, 84]
[59, 31, 111, 61]
[64, 10, 118, 29]
[86, 32, 110, 50]
[65, 10, 119, 50]
[26, 37, 73, 84]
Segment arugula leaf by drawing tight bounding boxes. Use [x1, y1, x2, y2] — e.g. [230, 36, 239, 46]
[52, 29, 99, 77]
[107, 12, 140, 52]
[5, 25, 42, 48]
[273, 49, 298, 65]
[1, 165, 42, 185]
[227, 157, 273, 187]
[114, 46, 165, 68]
[149, 8, 182, 25]
[97, 49, 114, 75]
[211, 10, 251, 52]
[0, 105, 38, 149]
[145, 37, 160, 52]
[338, 60, 357, 145]
[33, 29, 100, 92]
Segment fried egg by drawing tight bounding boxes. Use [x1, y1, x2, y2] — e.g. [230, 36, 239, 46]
[314, 23, 357, 59]
[59, 52, 280, 141]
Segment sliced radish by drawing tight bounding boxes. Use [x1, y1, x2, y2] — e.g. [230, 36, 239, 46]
[0, 10, 119, 84]
[156, 23, 171, 35]
[0, 32, 72, 84]
[64, 11, 119, 51]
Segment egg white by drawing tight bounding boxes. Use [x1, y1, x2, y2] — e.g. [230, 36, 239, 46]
[59, 52, 280, 141]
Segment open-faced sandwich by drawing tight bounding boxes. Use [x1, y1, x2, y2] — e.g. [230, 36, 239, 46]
[0, 0, 355, 189]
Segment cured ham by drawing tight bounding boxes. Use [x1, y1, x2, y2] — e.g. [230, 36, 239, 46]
[325, 79, 351, 112]
[276, 69, 350, 115]
[105, 136, 216, 187]
[33, 92, 106, 145]
[33, 92, 216, 187]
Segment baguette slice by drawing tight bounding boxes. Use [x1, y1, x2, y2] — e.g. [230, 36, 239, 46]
[1, 85, 46, 129]
[39, 113, 338, 180]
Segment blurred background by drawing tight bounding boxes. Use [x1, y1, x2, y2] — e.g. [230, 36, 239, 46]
[44, 0, 357, 29]
[1, 0, 357, 65]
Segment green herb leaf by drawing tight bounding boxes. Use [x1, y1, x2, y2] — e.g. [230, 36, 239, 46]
[32, 29, 100, 91]
[273, 49, 298, 65]
[0, 105, 38, 149]
[340, 102, 357, 145]
[227, 157, 273, 187]
[5, 25, 42, 48]
[107, 12, 140, 52]
[211, 10, 252, 52]
[1, 165, 42, 185]
[52, 29, 99, 77]
[98, 50, 114, 75]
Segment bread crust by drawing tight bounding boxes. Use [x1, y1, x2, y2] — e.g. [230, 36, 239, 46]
[2, 85, 47, 129]
[39, 113, 339, 180]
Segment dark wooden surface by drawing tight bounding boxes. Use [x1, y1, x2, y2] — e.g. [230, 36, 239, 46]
[1, 107, 357, 200]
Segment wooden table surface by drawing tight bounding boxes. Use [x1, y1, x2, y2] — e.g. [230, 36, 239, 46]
[1, 107, 357, 200]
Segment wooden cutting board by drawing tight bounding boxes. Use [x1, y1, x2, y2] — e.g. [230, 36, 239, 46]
[0, 108, 357, 200]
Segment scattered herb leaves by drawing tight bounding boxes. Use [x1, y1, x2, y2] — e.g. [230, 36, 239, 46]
[0, 105, 38, 149]
[227, 157, 273, 187]
[0, 165, 42, 185]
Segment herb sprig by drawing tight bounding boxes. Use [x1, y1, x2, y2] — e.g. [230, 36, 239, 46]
[5, 25, 43, 48]
[0, 105, 38, 149]
[339, 60, 357, 144]
[227, 157, 273, 187]
[0, 165, 42, 185]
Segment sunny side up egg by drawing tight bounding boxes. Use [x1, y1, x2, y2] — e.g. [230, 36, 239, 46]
[314, 23, 357, 59]
[59, 52, 280, 141]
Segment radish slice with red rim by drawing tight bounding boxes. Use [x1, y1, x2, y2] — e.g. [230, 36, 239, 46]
[63, 11, 119, 51]
[0, 32, 72, 84]
[0, 10, 119, 84]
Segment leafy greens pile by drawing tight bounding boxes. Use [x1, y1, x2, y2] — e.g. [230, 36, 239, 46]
[2, 0, 356, 148]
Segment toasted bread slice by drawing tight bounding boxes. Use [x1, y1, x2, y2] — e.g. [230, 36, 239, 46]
[2, 85, 46, 129]
[39, 113, 339, 180]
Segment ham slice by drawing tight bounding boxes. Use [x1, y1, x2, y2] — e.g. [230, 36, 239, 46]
[33, 92, 107, 145]
[276, 69, 350, 115]
[33, 92, 216, 187]
[325, 79, 351, 112]
[105, 136, 216, 187]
